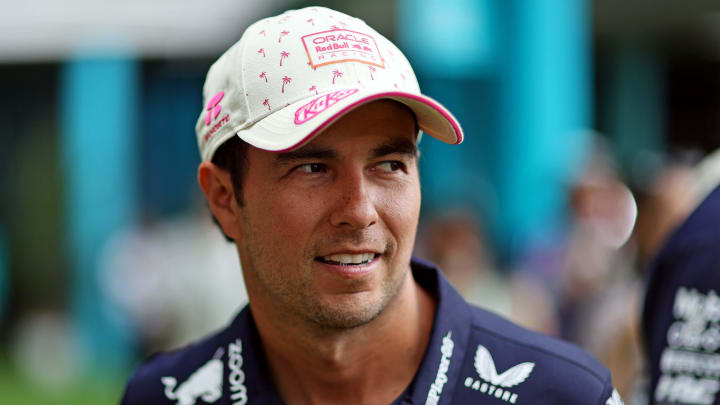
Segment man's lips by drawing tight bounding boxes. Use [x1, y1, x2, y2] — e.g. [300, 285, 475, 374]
[315, 252, 381, 266]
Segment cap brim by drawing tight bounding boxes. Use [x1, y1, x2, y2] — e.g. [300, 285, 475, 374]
[236, 89, 464, 152]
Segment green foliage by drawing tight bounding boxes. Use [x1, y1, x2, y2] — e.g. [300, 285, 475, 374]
[0, 362, 126, 405]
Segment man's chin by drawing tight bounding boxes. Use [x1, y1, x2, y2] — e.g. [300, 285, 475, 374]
[305, 292, 388, 331]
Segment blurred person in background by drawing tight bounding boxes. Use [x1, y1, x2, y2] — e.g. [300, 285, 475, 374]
[419, 210, 559, 337]
[100, 205, 248, 354]
[642, 147, 720, 405]
[121, 6, 624, 405]
[558, 139, 642, 400]
[513, 137, 643, 399]
[512, 137, 642, 399]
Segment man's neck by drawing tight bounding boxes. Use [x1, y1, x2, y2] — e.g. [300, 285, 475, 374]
[251, 270, 437, 405]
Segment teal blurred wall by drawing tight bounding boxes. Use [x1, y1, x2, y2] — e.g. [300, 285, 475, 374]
[399, 0, 592, 262]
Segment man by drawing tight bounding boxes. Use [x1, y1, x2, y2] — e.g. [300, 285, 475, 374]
[643, 149, 720, 405]
[122, 7, 623, 405]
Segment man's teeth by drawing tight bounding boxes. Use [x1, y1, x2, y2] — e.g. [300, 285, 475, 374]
[322, 253, 376, 265]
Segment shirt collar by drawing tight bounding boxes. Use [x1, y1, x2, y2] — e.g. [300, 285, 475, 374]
[225, 257, 471, 405]
[398, 257, 472, 405]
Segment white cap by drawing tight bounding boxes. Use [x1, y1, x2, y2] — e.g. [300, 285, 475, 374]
[196, 6, 463, 161]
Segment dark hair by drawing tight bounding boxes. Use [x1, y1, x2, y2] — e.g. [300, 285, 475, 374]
[210, 136, 249, 241]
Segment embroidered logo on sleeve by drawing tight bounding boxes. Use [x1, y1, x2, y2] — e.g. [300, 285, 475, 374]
[161, 348, 224, 405]
[606, 389, 625, 405]
[463, 345, 535, 404]
[301, 29, 384, 69]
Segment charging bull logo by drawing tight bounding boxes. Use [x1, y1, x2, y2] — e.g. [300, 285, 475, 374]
[161, 349, 224, 405]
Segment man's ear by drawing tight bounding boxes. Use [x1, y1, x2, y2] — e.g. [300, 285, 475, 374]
[198, 161, 242, 240]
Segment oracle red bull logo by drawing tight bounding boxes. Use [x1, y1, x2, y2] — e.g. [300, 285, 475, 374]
[294, 88, 359, 125]
[302, 29, 384, 69]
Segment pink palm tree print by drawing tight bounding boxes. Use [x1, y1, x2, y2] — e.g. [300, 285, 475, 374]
[259, 72, 268, 82]
[307, 18, 314, 26]
[263, 98, 271, 111]
[309, 85, 318, 95]
[281, 76, 292, 93]
[278, 30, 289, 43]
[259, 30, 266, 36]
[332, 69, 343, 84]
[279, 51, 290, 66]
[257, 48, 265, 57]
[368, 66, 376, 80]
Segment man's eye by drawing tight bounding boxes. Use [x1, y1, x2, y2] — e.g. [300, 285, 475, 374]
[376, 161, 404, 172]
[298, 163, 326, 173]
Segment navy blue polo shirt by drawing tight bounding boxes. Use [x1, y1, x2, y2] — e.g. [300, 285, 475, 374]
[643, 185, 720, 405]
[122, 258, 622, 404]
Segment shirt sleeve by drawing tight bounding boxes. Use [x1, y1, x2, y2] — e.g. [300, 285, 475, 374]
[597, 375, 625, 405]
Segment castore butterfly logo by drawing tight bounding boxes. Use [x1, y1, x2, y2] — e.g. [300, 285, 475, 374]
[463, 344, 535, 404]
[474, 345, 534, 387]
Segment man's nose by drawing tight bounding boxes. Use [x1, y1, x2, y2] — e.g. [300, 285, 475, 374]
[329, 171, 378, 230]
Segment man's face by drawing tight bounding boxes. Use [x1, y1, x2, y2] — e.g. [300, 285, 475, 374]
[234, 100, 420, 330]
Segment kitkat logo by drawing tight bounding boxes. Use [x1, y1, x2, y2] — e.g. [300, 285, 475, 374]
[294, 89, 359, 125]
[302, 29, 384, 69]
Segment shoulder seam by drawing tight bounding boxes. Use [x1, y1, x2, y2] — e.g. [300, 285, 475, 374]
[470, 324, 607, 385]
[593, 374, 614, 405]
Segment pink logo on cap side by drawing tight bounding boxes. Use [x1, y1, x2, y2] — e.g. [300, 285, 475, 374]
[294, 88, 359, 125]
[205, 91, 224, 126]
[301, 29, 385, 69]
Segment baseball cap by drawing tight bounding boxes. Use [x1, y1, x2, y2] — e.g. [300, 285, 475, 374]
[196, 6, 463, 161]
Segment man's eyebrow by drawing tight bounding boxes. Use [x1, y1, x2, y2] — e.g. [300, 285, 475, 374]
[371, 138, 418, 159]
[274, 147, 337, 164]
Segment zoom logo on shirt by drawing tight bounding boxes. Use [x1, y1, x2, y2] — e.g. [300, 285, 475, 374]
[463, 345, 535, 404]
[228, 339, 248, 405]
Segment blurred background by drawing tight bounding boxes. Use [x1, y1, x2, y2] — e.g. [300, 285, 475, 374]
[1, 0, 719, 403]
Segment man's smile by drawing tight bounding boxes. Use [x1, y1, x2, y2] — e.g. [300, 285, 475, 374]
[317, 252, 379, 266]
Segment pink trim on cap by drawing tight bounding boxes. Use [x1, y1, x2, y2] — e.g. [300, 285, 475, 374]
[274, 92, 463, 152]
